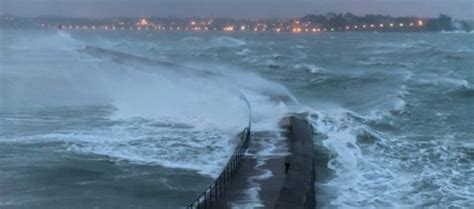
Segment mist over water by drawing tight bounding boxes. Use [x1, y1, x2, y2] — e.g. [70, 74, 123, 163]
[1, 27, 473, 208]
[0, 28, 294, 208]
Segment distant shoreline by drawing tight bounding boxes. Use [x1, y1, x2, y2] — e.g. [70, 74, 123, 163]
[2, 13, 472, 33]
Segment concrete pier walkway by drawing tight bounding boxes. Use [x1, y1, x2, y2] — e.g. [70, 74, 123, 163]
[210, 116, 315, 209]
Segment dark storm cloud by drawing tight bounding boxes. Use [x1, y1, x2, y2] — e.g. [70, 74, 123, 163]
[1, 0, 473, 19]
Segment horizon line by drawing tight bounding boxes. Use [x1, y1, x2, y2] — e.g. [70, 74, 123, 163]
[2, 12, 472, 21]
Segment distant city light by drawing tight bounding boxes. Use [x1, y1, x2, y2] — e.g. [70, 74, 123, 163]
[223, 26, 234, 31]
[137, 18, 149, 26]
[38, 16, 432, 34]
[292, 28, 302, 33]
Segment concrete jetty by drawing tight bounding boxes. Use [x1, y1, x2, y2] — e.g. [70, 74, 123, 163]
[191, 115, 315, 209]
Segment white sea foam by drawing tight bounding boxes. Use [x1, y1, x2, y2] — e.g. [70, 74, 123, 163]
[370, 40, 430, 49]
[416, 73, 471, 88]
[294, 64, 327, 74]
[5, 122, 234, 177]
[307, 100, 474, 208]
[1, 29, 297, 180]
[236, 48, 252, 56]
[308, 109, 399, 207]
[180, 36, 203, 43]
[441, 30, 474, 34]
[6, 30, 80, 51]
[230, 186, 264, 209]
[3, 28, 474, 208]
[234, 131, 288, 209]
[210, 36, 246, 48]
[358, 60, 415, 68]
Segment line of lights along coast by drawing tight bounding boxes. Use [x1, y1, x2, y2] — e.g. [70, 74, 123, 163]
[38, 17, 425, 33]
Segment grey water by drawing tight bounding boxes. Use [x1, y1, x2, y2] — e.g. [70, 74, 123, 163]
[1, 27, 473, 209]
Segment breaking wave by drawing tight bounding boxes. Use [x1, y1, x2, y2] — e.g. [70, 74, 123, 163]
[210, 36, 246, 48]
[1, 30, 294, 178]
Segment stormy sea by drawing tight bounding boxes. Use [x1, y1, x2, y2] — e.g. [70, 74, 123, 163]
[1, 27, 473, 208]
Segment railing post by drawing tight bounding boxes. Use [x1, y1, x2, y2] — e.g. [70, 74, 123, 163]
[221, 175, 224, 196]
[203, 196, 206, 209]
[224, 168, 227, 190]
[209, 187, 212, 207]
[234, 157, 237, 174]
[234, 157, 237, 172]
[231, 158, 234, 176]
[214, 183, 217, 202]
[228, 160, 231, 178]
[227, 165, 230, 182]
[223, 169, 226, 189]
[218, 176, 222, 197]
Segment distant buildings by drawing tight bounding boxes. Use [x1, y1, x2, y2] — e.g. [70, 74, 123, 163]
[2, 13, 471, 33]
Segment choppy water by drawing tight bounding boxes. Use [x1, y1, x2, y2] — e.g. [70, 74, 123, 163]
[1, 27, 473, 208]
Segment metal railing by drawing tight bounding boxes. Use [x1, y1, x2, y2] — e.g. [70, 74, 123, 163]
[185, 93, 252, 209]
[186, 127, 251, 209]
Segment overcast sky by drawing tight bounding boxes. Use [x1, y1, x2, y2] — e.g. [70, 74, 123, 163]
[1, 0, 473, 20]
